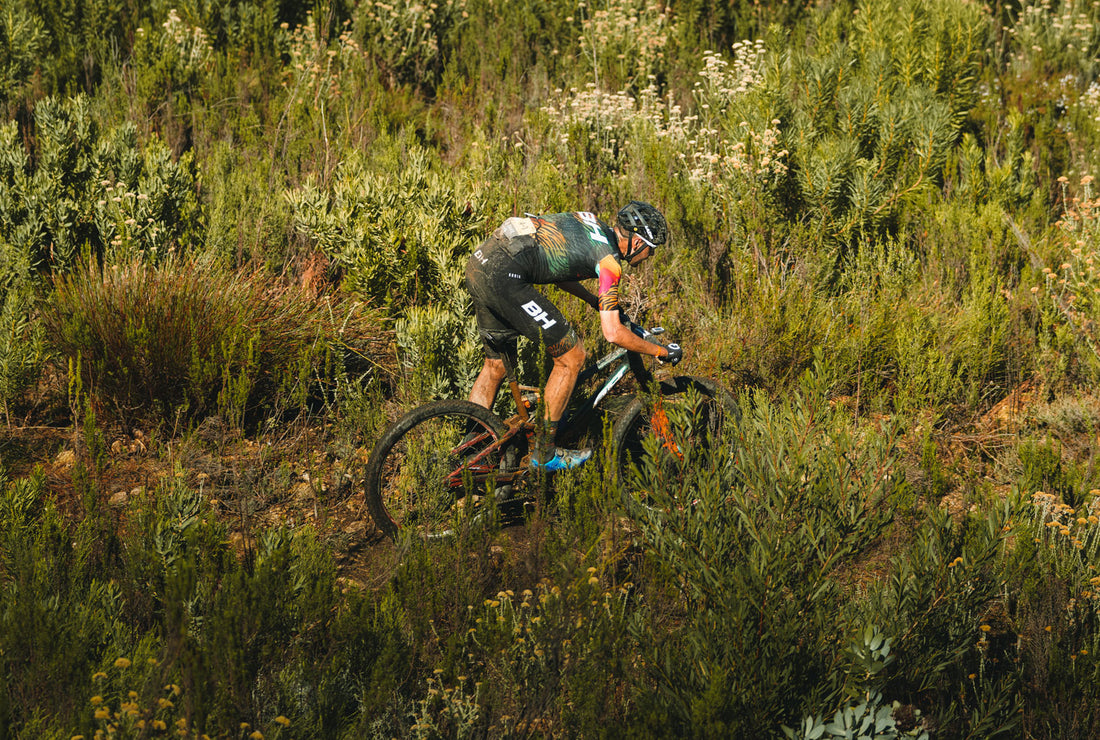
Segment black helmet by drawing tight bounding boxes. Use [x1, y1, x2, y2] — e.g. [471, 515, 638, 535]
[617, 201, 668, 250]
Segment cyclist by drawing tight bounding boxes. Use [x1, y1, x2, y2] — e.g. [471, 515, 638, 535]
[465, 201, 682, 471]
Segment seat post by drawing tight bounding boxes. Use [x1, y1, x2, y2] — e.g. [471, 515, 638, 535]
[499, 352, 530, 422]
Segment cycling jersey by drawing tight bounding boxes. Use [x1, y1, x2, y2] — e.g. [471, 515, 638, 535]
[465, 212, 623, 358]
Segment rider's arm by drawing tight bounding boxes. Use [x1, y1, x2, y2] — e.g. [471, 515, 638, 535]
[590, 254, 668, 358]
[557, 281, 599, 311]
[600, 310, 670, 359]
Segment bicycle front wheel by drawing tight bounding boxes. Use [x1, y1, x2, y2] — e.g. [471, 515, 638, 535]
[364, 400, 519, 539]
[612, 375, 738, 483]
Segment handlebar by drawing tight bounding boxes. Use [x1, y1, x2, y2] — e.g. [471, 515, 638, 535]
[629, 320, 664, 340]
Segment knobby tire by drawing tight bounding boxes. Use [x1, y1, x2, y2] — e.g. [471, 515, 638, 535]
[364, 399, 518, 539]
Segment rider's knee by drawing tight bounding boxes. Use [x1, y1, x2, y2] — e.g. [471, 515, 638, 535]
[483, 357, 507, 380]
[554, 342, 585, 373]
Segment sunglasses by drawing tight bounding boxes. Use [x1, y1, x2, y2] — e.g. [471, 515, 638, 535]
[631, 230, 658, 251]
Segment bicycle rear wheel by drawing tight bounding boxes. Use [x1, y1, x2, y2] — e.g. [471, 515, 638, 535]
[612, 375, 737, 485]
[364, 400, 520, 539]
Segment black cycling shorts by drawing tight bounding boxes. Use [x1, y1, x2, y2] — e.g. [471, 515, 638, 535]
[465, 233, 579, 359]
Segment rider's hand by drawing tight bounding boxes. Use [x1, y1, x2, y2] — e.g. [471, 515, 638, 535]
[659, 343, 682, 366]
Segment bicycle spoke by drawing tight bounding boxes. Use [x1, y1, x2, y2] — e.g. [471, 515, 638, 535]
[368, 405, 511, 538]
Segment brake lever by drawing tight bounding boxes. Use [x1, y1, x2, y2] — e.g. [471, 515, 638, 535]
[629, 321, 664, 340]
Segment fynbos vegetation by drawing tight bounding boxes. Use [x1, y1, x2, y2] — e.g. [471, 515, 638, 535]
[4, 0, 1100, 737]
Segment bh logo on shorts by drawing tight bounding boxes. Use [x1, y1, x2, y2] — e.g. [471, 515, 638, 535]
[522, 300, 557, 331]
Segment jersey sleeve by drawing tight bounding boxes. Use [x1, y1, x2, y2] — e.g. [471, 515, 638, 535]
[596, 254, 622, 311]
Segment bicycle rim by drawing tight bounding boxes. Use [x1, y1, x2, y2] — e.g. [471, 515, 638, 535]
[365, 401, 515, 539]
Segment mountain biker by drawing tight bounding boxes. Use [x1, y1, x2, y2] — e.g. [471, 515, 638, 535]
[465, 201, 682, 472]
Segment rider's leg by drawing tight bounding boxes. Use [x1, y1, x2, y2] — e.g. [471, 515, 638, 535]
[543, 342, 585, 423]
[468, 357, 506, 409]
[532, 343, 589, 467]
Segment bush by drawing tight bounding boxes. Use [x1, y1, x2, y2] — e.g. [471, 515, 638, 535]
[0, 95, 201, 273]
[286, 136, 486, 398]
[0, 467, 418, 738]
[1002, 489, 1100, 739]
[0, 284, 43, 425]
[44, 255, 390, 429]
[623, 368, 898, 735]
[0, 3, 47, 109]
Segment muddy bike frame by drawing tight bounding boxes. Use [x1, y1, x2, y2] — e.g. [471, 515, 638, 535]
[451, 321, 667, 490]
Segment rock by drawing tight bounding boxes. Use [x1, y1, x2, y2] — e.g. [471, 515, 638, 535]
[54, 448, 76, 467]
[337, 576, 366, 593]
[108, 490, 129, 507]
[343, 520, 367, 536]
[291, 481, 314, 504]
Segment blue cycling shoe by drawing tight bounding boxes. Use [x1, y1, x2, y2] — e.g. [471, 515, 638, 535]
[530, 447, 592, 472]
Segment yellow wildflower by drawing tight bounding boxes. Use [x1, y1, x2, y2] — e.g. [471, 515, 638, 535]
[275, 716, 291, 727]
[980, 624, 992, 632]
[114, 658, 131, 669]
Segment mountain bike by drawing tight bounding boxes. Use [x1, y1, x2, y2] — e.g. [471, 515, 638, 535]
[363, 319, 737, 539]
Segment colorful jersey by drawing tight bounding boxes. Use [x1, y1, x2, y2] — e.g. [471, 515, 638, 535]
[500, 212, 623, 311]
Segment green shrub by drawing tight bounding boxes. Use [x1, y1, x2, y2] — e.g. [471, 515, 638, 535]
[286, 137, 486, 398]
[0, 3, 47, 108]
[0, 465, 127, 736]
[0, 95, 201, 274]
[0, 0, 131, 104]
[857, 505, 1020, 736]
[0, 284, 43, 425]
[1002, 489, 1100, 739]
[783, 0, 985, 258]
[354, 0, 473, 90]
[1003, 0, 1100, 81]
[44, 255, 389, 429]
[623, 368, 898, 735]
[200, 140, 298, 269]
[0, 466, 423, 738]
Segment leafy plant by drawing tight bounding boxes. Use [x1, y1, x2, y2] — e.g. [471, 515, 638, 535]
[0, 95, 201, 274]
[44, 255, 390, 428]
[623, 366, 899, 735]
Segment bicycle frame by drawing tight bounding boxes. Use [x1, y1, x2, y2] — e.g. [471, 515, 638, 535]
[478, 322, 666, 474]
[555, 321, 665, 440]
[435, 321, 668, 492]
